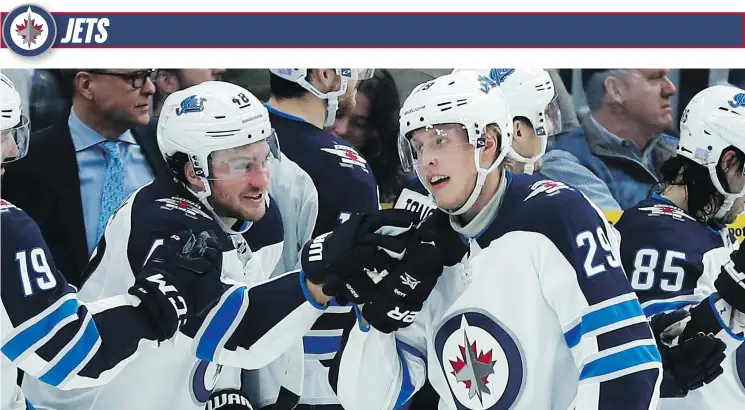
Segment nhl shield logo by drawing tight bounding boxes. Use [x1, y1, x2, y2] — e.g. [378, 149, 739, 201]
[2, 4, 58, 57]
[435, 309, 525, 410]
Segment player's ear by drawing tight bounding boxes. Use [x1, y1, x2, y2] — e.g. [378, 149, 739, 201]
[310, 69, 336, 93]
[184, 162, 205, 191]
[480, 123, 500, 168]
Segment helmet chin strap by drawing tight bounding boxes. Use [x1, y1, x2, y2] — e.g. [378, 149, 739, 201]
[324, 96, 339, 127]
[184, 177, 253, 235]
[707, 163, 745, 221]
[427, 147, 511, 217]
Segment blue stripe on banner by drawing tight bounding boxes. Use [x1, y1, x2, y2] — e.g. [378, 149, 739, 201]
[564, 299, 645, 349]
[580, 344, 661, 380]
[0, 13, 742, 48]
[196, 286, 246, 362]
[642, 300, 698, 318]
[302, 335, 342, 355]
[1, 298, 79, 361]
[39, 318, 101, 386]
[394, 340, 427, 408]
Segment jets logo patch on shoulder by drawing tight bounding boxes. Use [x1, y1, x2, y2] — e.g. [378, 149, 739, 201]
[434, 309, 525, 410]
[638, 204, 694, 222]
[156, 197, 212, 220]
[321, 144, 369, 173]
[524, 179, 574, 202]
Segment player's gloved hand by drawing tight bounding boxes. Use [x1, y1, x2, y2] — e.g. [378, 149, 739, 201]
[205, 389, 253, 410]
[301, 209, 420, 306]
[361, 215, 448, 333]
[715, 246, 745, 312]
[649, 310, 727, 398]
[129, 229, 225, 342]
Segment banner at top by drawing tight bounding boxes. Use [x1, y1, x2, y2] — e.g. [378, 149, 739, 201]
[2, 4, 745, 57]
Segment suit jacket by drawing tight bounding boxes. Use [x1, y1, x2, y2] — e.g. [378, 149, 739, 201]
[2, 113, 169, 287]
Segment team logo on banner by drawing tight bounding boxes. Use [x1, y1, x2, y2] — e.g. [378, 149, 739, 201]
[434, 309, 526, 410]
[2, 4, 57, 57]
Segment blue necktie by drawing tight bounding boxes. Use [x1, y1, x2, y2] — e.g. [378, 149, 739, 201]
[96, 140, 126, 242]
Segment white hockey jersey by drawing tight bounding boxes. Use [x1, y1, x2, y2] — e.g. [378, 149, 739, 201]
[0, 199, 184, 410]
[22, 178, 324, 410]
[615, 194, 745, 410]
[332, 172, 662, 410]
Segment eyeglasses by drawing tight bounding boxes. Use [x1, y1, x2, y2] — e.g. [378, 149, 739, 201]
[85, 69, 155, 89]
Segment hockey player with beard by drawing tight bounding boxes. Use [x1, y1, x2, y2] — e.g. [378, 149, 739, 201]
[0, 74, 226, 409]
[614, 84, 745, 408]
[23, 81, 418, 410]
[330, 70, 663, 410]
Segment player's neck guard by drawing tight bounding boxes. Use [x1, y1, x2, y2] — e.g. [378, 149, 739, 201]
[449, 171, 510, 239]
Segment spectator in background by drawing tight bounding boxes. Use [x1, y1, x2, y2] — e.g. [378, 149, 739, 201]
[29, 69, 71, 132]
[2, 69, 168, 287]
[151, 68, 226, 116]
[540, 69, 679, 210]
[327, 69, 403, 203]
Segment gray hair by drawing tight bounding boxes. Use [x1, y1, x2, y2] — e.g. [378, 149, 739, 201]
[584, 69, 632, 112]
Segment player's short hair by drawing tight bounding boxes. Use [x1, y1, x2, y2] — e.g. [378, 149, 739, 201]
[269, 71, 310, 100]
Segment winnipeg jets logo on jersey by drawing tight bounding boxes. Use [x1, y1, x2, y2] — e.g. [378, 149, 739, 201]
[156, 197, 212, 220]
[435, 310, 525, 410]
[321, 145, 369, 172]
[523, 180, 574, 202]
[638, 204, 694, 222]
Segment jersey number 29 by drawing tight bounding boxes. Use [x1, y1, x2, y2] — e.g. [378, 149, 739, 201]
[576, 227, 622, 277]
[15, 248, 56, 297]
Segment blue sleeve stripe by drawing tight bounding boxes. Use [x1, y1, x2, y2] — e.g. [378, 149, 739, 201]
[564, 299, 645, 349]
[394, 340, 425, 408]
[303, 335, 342, 355]
[2, 298, 79, 361]
[708, 293, 745, 341]
[579, 344, 661, 380]
[642, 300, 698, 318]
[39, 318, 101, 387]
[196, 286, 246, 362]
[299, 270, 328, 311]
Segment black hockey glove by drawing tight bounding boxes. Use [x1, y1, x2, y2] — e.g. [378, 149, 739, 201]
[649, 309, 727, 398]
[361, 216, 448, 333]
[715, 246, 745, 312]
[129, 229, 225, 342]
[205, 389, 253, 410]
[301, 209, 420, 306]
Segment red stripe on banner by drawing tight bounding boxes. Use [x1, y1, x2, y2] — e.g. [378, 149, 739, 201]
[8, 11, 745, 16]
[45, 45, 745, 49]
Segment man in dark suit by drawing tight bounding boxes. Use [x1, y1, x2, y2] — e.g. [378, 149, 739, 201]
[3, 69, 168, 287]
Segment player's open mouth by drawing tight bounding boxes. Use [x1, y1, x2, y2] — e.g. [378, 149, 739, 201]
[244, 193, 263, 201]
[429, 175, 450, 188]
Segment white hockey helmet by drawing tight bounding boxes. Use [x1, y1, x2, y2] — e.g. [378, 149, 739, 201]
[678, 84, 745, 219]
[157, 81, 280, 231]
[268, 69, 375, 127]
[1, 72, 30, 164]
[452, 68, 561, 174]
[398, 70, 513, 216]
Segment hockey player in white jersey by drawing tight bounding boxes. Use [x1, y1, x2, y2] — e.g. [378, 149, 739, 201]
[396, 68, 564, 235]
[0, 73, 227, 409]
[614, 84, 745, 408]
[22, 81, 418, 410]
[331, 70, 663, 410]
